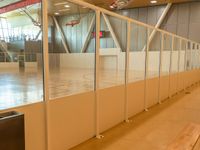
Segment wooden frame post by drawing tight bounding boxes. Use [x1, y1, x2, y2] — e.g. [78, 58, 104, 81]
[158, 33, 164, 104]
[125, 21, 131, 122]
[168, 36, 174, 98]
[42, 0, 50, 149]
[144, 28, 150, 111]
[95, 10, 103, 139]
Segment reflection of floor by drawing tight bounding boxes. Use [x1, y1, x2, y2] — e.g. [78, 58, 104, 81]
[0, 67, 169, 110]
[0, 68, 43, 110]
[71, 86, 200, 150]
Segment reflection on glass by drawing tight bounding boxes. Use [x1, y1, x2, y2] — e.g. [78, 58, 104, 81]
[179, 40, 186, 72]
[161, 34, 172, 76]
[186, 42, 191, 70]
[171, 38, 180, 74]
[197, 44, 200, 69]
[48, 0, 96, 98]
[128, 24, 147, 82]
[191, 43, 197, 69]
[0, 1, 43, 109]
[148, 31, 161, 78]
[99, 14, 126, 89]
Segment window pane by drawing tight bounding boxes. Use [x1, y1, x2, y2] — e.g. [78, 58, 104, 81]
[48, 0, 96, 98]
[171, 37, 180, 74]
[162, 34, 172, 76]
[0, 2, 43, 110]
[186, 42, 192, 70]
[99, 13, 126, 89]
[129, 23, 147, 82]
[148, 30, 161, 79]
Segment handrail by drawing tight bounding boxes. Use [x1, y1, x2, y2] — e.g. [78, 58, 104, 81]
[67, 0, 200, 45]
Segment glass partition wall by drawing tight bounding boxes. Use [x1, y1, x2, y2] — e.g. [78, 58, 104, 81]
[0, 1, 200, 149]
[148, 31, 161, 79]
[0, 1, 43, 109]
[0, 0, 199, 128]
[162, 34, 172, 76]
[47, 1, 96, 98]
[128, 24, 147, 83]
[99, 13, 126, 89]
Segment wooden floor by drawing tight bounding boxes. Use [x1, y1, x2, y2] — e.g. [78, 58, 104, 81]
[70, 84, 200, 150]
[194, 136, 200, 150]
[0, 67, 167, 110]
[0, 68, 43, 109]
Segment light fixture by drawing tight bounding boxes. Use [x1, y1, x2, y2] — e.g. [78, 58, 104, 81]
[110, 5, 114, 9]
[54, 2, 68, 6]
[150, 0, 157, 4]
[59, 9, 70, 12]
[64, 5, 70, 8]
[54, 12, 60, 15]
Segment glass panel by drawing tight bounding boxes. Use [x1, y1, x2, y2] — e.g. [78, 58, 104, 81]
[48, 0, 96, 98]
[186, 41, 191, 70]
[99, 13, 126, 89]
[192, 43, 198, 69]
[161, 34, 172, 76]
[0, 1, 43, 110]
[179, 40, 186, 72]
[129, 23, 147, 82]
[198, 45, 200, 69]
[148, 30, 161, 79]
[171, 37, 180, 74]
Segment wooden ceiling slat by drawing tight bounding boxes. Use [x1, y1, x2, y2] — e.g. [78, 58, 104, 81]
[83, 0, 194, 9]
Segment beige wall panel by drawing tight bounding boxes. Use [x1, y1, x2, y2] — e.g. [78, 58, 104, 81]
[192, 70, 197, 83]
[146, 77, 159, 108]
[189, 70, 194, 84]
[191, 70, 196, 84]
[177, 72, 185, 92]
[196, 69, 200, 82]
[195, 69, 199, 82]
[188, 70, 195, 86]
[183, 71, 190, 88]
[159, 75, 170, 101]
[186, 71, 191, 87]
[127, 81, 145, 117]
[185, 70, 199, 87]
[169, 73, 178, 96]
[198, 69, 200, 81]
[194, 69, 200, 83]
[49, 92, 95, 150]
[0, 102, 46, 150]
[99, 85, 125, 133]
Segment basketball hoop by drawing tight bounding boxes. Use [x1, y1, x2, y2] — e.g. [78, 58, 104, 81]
[110, 0, 130, 9]
[65, 4, 82, 27]
[66, 19, 80, 27]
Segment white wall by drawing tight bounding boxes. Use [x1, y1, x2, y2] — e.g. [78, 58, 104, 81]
[60, 53, 95, 69]
[129, 51, 145, 71]
[59, 51, 187, 73]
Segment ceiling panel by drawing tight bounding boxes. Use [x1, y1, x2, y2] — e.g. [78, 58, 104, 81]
[83, 0, 195, 10]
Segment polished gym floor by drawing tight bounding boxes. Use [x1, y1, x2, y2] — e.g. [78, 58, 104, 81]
[0, 67, 163, 110]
